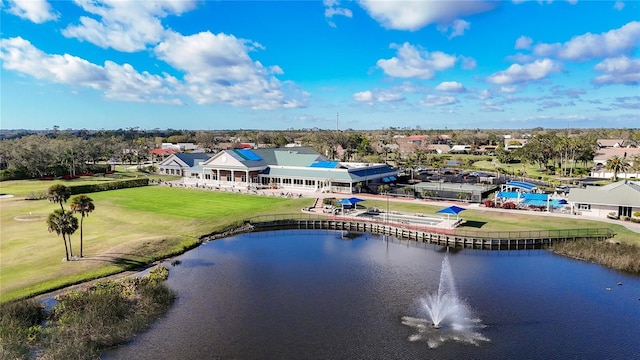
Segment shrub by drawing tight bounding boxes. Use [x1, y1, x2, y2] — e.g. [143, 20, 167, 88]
[0, 299, 46, 359]
[483, 199, 495, 208]
[39, 265, 176, 359]
[502, 202, 516, 209]
[69, 178, 149, 195]
[25, 191, 47, 200]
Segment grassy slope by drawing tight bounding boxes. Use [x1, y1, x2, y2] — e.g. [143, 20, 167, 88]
[0, 185, 310, 302]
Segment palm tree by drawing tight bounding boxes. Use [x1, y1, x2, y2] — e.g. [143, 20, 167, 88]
[47, 209, 79, 261]
[606, 155, 630, 182]
[69, 195, 95, 258]
[47, 184, 71, 210]
[628, 155, 640, 178]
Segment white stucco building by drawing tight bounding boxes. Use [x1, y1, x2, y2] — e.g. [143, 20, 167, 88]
[158, 147, 398, 193]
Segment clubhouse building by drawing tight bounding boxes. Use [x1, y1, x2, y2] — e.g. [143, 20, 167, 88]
[157, 147, 398, 193]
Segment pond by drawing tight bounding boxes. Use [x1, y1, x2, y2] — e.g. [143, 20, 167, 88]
[104, 230, 640, 359]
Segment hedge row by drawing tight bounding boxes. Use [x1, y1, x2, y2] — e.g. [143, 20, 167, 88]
[69, 178, 149, 195]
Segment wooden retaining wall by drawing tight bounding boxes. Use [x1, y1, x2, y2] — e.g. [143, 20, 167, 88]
[247, 218, 614, 251]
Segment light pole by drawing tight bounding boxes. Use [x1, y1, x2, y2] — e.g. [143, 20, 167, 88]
[386, 191, 389, 223]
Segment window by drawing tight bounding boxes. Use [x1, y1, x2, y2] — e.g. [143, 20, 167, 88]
[293, 179, 303, 185]
[205, 174, 211, 180]
[577, 203, 591, 210]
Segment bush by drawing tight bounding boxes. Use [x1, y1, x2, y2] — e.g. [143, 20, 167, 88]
[0, 168, 30, 181]
[69, 178, 149, 195]
[0, 299, 46, 359]
[502, 202, 516, 209]
[25, 191, 47, 200]
[483, 199, 495, 208]
[39, 265, 176, 359]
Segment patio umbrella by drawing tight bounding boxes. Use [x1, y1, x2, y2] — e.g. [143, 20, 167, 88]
[336, 197, 365, 214]
[436, 205, 467, 222]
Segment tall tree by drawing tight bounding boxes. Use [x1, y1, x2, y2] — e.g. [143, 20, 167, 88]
[46, 209, 79, 261]
[606, 155, 630, 182]
[47, 184, 71, 210]
[69, 195, 95, 258]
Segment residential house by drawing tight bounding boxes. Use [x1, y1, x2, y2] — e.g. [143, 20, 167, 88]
[591, 147, 640, 179]
[597, 139, 626, 148]
[449, 145, 472, 154]
[567, 180, 640, 219]
[504, 138, 528, 151]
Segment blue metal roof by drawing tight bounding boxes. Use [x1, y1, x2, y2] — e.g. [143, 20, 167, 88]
[233, 149, 262, 161]
[505, 181, 537, 191]
[522, 193, 548, 201]
[309, 161, 339, 168]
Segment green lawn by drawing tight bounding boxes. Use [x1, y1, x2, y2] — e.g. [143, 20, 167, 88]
[1, 179, 638, 303]
[0, 185, 310, 302]
[361, 198, 638, 242]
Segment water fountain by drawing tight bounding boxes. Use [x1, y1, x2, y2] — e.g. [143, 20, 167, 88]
[402, 253, 489, 348]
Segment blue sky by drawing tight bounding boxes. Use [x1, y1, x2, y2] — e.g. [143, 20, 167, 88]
[1, 0, 638, 130]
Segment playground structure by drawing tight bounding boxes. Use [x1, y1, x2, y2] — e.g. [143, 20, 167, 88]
[494, 181, 569, 212]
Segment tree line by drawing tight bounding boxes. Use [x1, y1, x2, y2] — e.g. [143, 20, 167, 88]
[1, 127, 638, 180]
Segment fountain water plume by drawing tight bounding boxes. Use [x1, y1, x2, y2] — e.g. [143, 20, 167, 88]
[402, 253, 489, 348]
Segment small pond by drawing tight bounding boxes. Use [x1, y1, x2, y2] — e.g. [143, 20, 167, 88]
[104, 229, 640, 359]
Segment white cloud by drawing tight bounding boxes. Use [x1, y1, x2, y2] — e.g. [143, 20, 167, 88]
[499, 86, 517, 93]
[358, 0, 495, 31]
[324, 0, 352, 18]
[480, 102, 504, 112]
[486, 59, 561, 85]
[420, 94, 457, 107]
[377, 42, 457, 79]
[613, 1, 624, 11]
[438, 19, 470, 39]
[353, 90, 373, 103]
[0, 36, 183, 104]
[154, 31, 305, 109]
[353, 89, 405, 104]
[5, 0, 58, 23]
[0, 37, 106, 86]
[515, 36, 533, 50]
[62, 0, 198, 52]
[592, 56, 640, 86]
[460, 56, 477, 70]
[435, 81, 466, 93]
[534, 21, 640, 61]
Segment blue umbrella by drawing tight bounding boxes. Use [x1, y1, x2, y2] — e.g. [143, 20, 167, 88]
[436, 205, 467, 221]
[336, 197, 364, 207]
[336, 197, 364, 213]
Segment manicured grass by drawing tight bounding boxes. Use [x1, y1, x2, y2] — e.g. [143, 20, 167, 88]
[361, 199, 639, 244]
[1, 181, 637, 303]
[0, 185, 310, 303]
